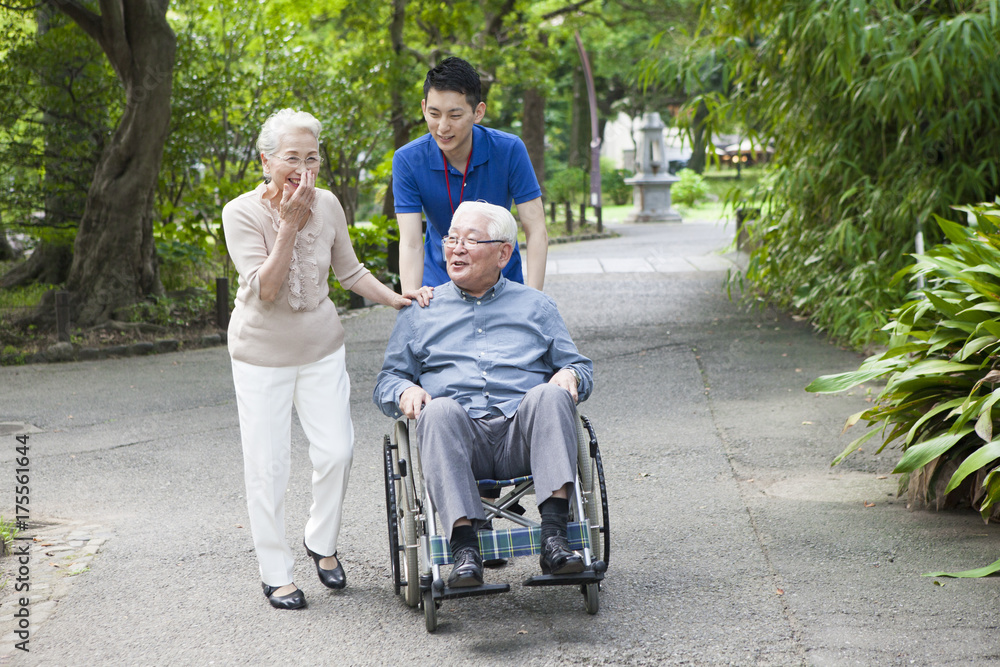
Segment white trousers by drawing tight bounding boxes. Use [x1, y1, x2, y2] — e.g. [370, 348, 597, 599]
[231, 346, 354, 587]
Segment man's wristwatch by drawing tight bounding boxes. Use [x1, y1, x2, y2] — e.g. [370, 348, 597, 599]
[566, 366, 582, 385]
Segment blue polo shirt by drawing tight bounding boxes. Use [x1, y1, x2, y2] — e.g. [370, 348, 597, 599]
[392, 124, 542, 286]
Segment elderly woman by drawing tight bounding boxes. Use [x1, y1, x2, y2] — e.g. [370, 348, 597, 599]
[223, 108, 432, 610]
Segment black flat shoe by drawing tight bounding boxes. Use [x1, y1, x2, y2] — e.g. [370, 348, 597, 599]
[262, 582, 306, 610]
[447, 546, 484, 588]
[539, 535, 584, 575]
[304, 540, 346, 590]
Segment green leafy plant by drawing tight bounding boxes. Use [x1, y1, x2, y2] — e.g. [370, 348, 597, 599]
[600, 158, 632, 206]
[0, 515, 18, 557]
[676, 1, 1000, 350]
[671, 168, 709, 207]
[120, 288, 214, 328]
[808, 203, 1000, 534]
[544, 167, 587, 205]
[328, 214, 400, 309]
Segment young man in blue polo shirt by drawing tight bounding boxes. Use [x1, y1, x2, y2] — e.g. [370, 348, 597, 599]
[392, 57, 548, 293]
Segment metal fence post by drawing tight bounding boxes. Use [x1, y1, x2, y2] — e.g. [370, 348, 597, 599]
[216, 277, 230, 329]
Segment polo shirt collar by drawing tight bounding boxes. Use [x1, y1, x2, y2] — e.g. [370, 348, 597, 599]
[428, 124, 489, 172]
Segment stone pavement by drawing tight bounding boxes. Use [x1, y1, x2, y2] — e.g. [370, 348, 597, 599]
[0, 520, 111, 663]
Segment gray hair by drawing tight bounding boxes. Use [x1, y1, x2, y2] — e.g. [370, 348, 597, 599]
[451, 200, 518, 244]
[256, 109, 322, 157]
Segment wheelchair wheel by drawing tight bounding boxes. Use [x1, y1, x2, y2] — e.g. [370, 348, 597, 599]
[392, 422, 421, 608]
[583, 582, 600, 615]
[423, 589, 438, 632]
[383, 436, 402, 596]
[576, 414, 610, 566]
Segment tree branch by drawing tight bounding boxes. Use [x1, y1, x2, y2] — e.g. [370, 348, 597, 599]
[541, 0, 596, 21]
[44, 0, 102, 45]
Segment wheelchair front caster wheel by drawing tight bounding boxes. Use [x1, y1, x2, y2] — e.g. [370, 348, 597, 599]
[582, 582, 599, 615]
[423, 589, 438, 632]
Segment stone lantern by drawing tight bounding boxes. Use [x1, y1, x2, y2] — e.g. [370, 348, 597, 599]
[624, 112, 682, 223]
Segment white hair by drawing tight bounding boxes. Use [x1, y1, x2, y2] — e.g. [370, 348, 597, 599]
[451, 200, 518, 244]
[256, 109, 322, 156]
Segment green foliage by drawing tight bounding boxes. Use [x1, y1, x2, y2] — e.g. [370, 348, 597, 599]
[121, 288, 214, 328]
[0, 281, 53, 309]
[807, 203, 1000, 524]
[155, 239, 211, 292]
[695, 0, 1000, 349]
[545, 167, 587, 205]
[600, 158, 632, 206]
[329, 214, 400, 308]
[671, 168, 709, 207]
[0, 6, 118, 243]
[0, 515, 17, 557]
[348, 214, 399, 280]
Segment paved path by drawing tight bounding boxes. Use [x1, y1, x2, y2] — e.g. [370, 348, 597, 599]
[1, 217, 998, 666]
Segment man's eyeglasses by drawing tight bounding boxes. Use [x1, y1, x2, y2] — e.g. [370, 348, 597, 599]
[272, 155, 322, 169]
[442, 236, 506, 249]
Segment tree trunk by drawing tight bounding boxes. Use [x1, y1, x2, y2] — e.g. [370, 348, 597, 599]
[1, 242, 72, 289]
[522, 87, 546, 192]
[687, 99, 709, 175]
[382, 0, 409, 220]
[0, 213, 17, 263]
[53, 0, 177, 326]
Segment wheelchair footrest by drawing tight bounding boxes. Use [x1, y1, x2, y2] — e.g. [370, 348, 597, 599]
[522, 569, 605, 588]
[429, 522, 591, 565]
[433, 582, 511, 601]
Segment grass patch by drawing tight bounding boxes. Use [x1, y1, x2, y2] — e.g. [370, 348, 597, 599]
[0, 515, 18, 557]
[0, 282, 53, 309]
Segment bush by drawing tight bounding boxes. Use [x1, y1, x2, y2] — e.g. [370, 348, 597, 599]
[329, 214, 400, 308]
[156, 239, 211, 292]
[671, 168, 709, 207]
[702, 2, 1000, 350]
[600, 158, 632, 206]
[807, 202, 1000, 524]
[544, 167, 587, 205]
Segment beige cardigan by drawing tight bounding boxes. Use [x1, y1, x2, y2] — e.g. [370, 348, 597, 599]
[222, 184, 369, 367]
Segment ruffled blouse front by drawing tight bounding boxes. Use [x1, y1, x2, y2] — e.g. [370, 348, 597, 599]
[260, 191, 324, 312]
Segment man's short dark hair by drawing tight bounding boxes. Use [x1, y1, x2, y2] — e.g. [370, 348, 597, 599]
[423, 57, 482, 109]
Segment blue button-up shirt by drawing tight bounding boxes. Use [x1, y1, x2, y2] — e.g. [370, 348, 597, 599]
[373, 277, 593, 420]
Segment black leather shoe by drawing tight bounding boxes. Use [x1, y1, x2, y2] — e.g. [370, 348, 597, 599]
[304, 540, 346, 590]
[447, 546, 484, 588]
[262, 582, 306, 610]
[539, 535, 584, 575]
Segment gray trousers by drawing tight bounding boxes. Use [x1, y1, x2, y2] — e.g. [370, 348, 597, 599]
[416, 383, 577, 541]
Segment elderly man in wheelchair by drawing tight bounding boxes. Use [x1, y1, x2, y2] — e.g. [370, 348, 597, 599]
[374, 200, 596, 595]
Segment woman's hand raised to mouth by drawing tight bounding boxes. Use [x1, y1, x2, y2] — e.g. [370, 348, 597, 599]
[279, 169, 316, 232]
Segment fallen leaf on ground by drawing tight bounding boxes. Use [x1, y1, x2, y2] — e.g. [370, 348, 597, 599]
[864, 501, 875, 508]
[776, 588, 784, 595]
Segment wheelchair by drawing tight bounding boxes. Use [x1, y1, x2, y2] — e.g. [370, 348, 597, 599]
[382, 411, 609, 632]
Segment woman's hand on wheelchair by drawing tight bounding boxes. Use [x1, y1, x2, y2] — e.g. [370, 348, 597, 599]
[399, 386, 433, 420]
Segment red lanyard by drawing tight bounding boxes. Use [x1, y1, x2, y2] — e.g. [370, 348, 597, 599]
[442, 135, 473, 216]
